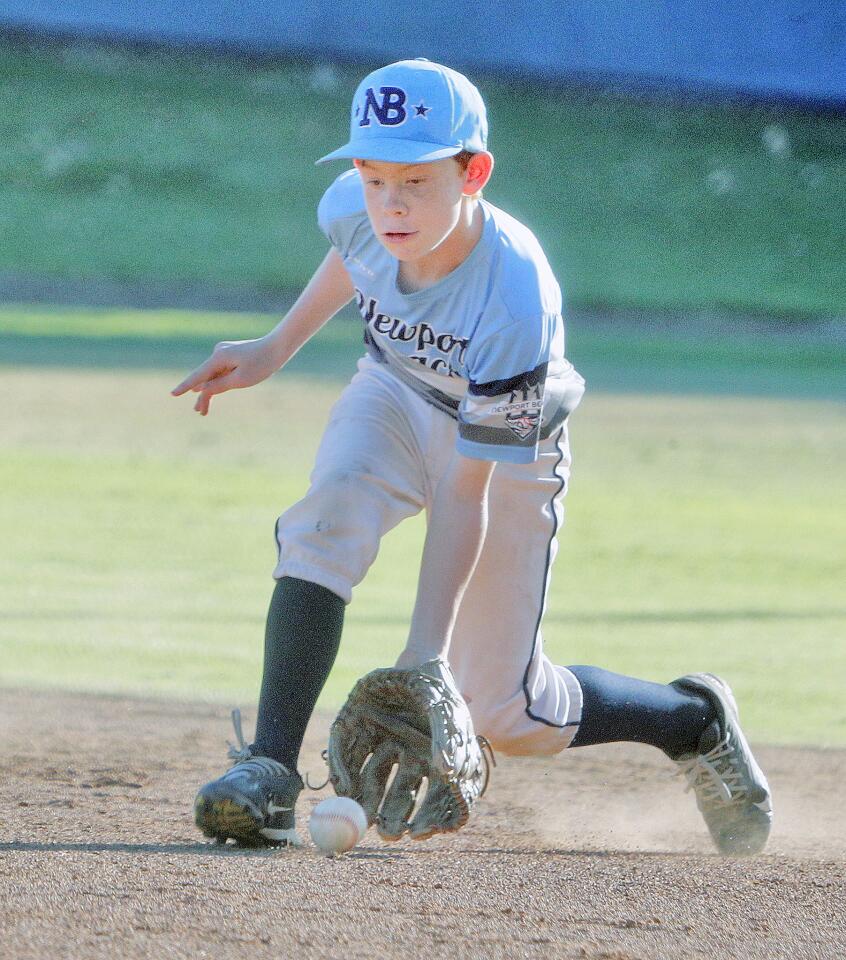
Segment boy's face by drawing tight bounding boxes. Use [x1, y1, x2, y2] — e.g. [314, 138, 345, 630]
[353, 157, 472, 262]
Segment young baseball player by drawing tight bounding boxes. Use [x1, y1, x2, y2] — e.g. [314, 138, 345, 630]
[173, 59, 772, 855]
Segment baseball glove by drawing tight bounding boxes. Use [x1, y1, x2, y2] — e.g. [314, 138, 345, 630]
[327, 658, 493, 841]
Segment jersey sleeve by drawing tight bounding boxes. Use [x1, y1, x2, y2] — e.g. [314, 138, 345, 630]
[456, 313, 559, 464]
[317, 169, 368, 259]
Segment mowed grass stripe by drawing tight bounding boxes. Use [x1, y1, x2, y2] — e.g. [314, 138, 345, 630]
[1, 360, 843, 746]
[2, 303, 843, 398]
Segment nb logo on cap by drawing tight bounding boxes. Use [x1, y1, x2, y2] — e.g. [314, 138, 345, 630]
[358, 86, 407, 128]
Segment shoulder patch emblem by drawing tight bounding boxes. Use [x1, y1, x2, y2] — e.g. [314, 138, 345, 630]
[505, 410, 540, 440]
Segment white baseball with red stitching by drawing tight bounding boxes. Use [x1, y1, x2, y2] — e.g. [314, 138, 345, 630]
[309, 797, 368, 854]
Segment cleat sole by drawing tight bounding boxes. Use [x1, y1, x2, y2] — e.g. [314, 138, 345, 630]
[195, 796, 265, 846]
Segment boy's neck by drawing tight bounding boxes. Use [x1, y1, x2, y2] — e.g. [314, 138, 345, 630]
[397, 200, 483, 294]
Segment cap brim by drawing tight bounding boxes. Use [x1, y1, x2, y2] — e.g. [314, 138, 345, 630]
[315, 138, 463, 165]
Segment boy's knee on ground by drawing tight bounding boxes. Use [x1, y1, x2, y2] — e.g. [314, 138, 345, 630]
[472, 703, 573, 758]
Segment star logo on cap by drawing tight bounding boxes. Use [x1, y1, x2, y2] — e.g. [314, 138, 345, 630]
[414, 102, 430, 118]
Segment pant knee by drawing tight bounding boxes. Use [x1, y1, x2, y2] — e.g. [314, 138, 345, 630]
[273, 469, 409, 601]
[472, 705, 574, 758]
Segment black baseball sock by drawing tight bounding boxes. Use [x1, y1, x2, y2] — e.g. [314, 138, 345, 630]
[250, 576, 345, 770]
[568, 665, 717, 759]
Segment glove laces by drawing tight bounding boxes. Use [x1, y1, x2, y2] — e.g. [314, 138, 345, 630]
[422, 668, 496, 798]
[676, 732, 748, 808]
[306, 752, 332, 791]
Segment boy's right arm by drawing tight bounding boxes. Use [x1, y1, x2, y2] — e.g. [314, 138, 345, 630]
[171, 247, 354, 415]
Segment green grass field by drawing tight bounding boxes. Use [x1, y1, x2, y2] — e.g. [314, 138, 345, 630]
[1, 305, 844, 747]
[1, 39, 845, 315]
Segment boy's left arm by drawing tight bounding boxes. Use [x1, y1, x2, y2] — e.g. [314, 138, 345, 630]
[395, 451, 496, 669]
[330, 450, 496, 838]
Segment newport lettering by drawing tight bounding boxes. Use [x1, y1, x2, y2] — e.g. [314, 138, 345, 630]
[355, 290, 470, 369]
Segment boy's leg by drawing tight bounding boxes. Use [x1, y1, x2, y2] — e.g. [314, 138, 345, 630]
[264, 356, 430, 762]
[193, 578, 343, 847]
[569, 667, 771, 855]
[446, 425, 716, 756]
[567, 665, 714, 758]
[447, 427, 771, 854]
[194, 360, 429, 846]
[251, 576, 346, 768]
[448, 425, 583, 754]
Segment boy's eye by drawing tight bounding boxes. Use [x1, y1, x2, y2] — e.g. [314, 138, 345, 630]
[408, 178, 425, 185]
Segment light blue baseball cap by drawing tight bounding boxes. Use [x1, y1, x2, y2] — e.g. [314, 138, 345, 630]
[316, 58, 488, 165]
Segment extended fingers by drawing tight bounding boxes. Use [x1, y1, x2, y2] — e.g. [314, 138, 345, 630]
[183, 369, 241, 415]
[171, 344, 236, 397]
[194, 390, 213, 416]
[171, 359, 215, 397]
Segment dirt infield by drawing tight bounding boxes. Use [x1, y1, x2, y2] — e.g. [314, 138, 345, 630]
[1, 688, 843, 960]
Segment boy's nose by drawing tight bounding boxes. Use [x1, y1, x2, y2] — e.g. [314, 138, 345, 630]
[383, 188, 408, 215]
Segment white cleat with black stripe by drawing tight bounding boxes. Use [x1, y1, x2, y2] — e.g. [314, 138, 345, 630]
[671, 673, 773, 857]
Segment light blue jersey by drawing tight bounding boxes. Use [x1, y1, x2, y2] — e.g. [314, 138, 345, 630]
[318, 170, 585, 464]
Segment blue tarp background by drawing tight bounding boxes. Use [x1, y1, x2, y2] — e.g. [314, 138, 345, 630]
[1, 0, 844, 105]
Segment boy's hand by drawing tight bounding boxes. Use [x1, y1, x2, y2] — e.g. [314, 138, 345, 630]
[171, 337, 279, 415]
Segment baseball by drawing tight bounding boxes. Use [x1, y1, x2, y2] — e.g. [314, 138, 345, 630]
[308, 796, 368, 855]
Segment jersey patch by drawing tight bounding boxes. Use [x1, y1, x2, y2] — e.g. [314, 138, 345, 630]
[506, 409, 541, 440]
[458, 364, 548, 456]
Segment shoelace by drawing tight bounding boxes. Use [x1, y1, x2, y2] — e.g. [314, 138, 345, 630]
[226, 708, 292, 777]
[676, 733, 748, 808]
[226, 708, 252, 762]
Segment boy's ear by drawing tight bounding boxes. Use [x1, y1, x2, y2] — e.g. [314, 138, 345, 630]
[463, 151, 494, 196]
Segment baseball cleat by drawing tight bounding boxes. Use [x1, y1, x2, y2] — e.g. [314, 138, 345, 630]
[194, 709, 304, 847]
[670, 673, 772, 856]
